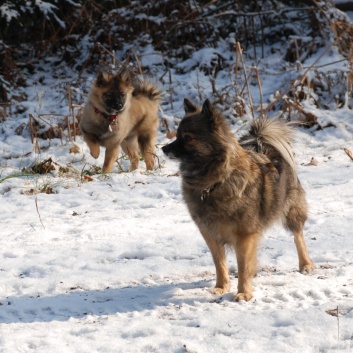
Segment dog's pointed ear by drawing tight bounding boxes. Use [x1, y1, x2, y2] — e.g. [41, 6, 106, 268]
[96, 70, 107, 87]
[201, 99, 213, 117]
[202, 99, 219, 130]
[184, 98, 198, 114]
[118, 68, 131, 84]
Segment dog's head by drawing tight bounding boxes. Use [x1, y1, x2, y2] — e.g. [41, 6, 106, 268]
[162, 99, 232, 173]
[91, 69, 133, 115]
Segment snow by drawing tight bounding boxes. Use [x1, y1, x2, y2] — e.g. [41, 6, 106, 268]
[0, 5, 19, 24]
[1, 6, 353, 353]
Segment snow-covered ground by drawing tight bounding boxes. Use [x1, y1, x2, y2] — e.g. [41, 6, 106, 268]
[1, 6, 353, 353]
[1, 99, 353, 353]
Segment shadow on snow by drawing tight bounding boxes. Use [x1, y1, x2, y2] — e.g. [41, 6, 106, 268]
[0, 280, 218, 324]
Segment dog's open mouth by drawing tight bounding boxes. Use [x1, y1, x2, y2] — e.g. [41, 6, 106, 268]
[162, 149, 177, 160]
[166, 155, 177, 160]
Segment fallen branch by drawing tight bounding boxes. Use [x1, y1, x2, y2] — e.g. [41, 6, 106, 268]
[283, 98, 318, 127]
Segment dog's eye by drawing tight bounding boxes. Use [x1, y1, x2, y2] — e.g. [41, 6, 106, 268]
[183, 134, 193, 142]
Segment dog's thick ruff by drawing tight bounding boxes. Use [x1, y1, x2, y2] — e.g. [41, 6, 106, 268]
[162, 98, 315, 301]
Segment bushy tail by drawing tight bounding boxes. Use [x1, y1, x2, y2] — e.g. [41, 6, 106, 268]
[240, 118, 297, 173]
[133, 80, 163, 102]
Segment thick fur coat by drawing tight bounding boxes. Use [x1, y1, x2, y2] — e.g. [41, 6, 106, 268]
[162, 98, 315, 301]
[80, 69, 162, 173]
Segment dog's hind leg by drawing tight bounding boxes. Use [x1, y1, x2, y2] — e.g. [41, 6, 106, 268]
[293, 229, 315, 273]
[198, 225, 230, 295]
[138, 134, 156, 171]
[233, 233, 259, 301]
[285, 191, 315, 273]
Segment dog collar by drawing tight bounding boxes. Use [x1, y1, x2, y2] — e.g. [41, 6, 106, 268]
[201, 182, 221, 201]
[94, 107, 117, 121]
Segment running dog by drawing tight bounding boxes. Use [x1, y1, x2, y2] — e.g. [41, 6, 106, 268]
[80, 69, 162, 172]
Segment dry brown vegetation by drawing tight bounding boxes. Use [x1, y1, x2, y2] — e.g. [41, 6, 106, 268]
[1, 0, 353, 153]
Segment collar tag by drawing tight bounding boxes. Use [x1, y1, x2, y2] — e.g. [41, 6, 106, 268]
[201, 182, 221, 201]
[201, 188, 211, 201]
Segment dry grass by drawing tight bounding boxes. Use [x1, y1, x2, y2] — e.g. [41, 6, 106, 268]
[2, 0, 353, 184]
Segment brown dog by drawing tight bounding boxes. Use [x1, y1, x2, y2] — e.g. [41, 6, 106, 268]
[162, 98, 315, 301]
[80, 69, 162, 172]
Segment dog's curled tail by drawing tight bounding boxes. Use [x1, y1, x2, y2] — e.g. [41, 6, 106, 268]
[133, 80, 163, 102]
[242, 118, 297, 173]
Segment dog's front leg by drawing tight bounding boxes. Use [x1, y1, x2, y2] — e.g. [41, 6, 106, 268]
[83, 132, 100, 159]
[198, 225, 230, 295]
[103, 144, 120, 173]
[121, 137, 140, 171]
[233, 233, 258, 301]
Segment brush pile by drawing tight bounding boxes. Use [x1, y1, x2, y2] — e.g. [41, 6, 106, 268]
[1, 0, 353, 126]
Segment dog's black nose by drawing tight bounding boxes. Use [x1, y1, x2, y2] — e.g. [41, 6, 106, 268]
[162, 144, 172, 156]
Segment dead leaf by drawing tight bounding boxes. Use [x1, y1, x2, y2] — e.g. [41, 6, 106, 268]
[22, 188, 37, 195]
[166, 130, 176, 139]
[31, 158, 55, 174]
[343, 148, 353, 161]
[320, 264, 335, 269]
[83, 175, 94, 182]
[15, 123, 26, 135]
[69, 144, 80, 154]
[306, 157, 318, 166]
[326, 307, 339, 317]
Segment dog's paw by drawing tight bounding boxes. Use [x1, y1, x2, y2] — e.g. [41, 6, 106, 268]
[128, 165, 138, 172]
[90, 151, 99, 159]
[300, 261, 316, 274]
[210, 286, 229, 295]
[234, 292, 253, 302]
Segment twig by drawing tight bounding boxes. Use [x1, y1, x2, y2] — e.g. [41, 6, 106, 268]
[196, 70, 202, 102]
[169, 69, 174, 110]
[35, 196, 45, 229]
[251, 15, 256, 60]
[337, 306, 340, 342]
[29, 113, 35, 143]
[202, 7, 317, 19]
[131, 48, 143, 75]
[66, 116, 72, 142]
[252, 67, 264, 118]
[68, 89, 77, 141]
[151, 152, 163, 170]
[36, 114, 66, 131]
[345, 44, 353, 108]
[236, 42, 255, 120]
[96, 43, 135, 76]
[0, 102, 11, 120]
[210, 67, 218, 98]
